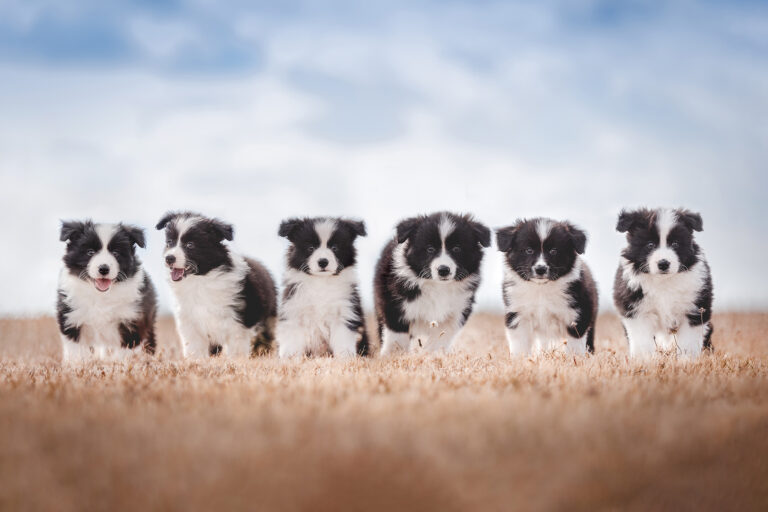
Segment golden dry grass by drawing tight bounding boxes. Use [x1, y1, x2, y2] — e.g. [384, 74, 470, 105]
[1, 312, 767, 511]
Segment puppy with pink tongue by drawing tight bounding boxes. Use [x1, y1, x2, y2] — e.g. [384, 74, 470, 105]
[57, 220, 157, 362]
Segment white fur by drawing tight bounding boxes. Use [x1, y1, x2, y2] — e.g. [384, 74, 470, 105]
[381, 241, 477, 354]
[307, 219, 341, 275]
[647, 208, 681, 274]
[277, 267, 362, 358]
[86, 224, 121, 281]
[429, 216, 457, 281]
[619, 254, 710, 358]
[502, 257, 587, 355]
[167, 252, 257, 358]
[58, 266, 145, 361]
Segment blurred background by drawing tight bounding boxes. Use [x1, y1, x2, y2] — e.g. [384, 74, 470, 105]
[0, 0, 766, 315]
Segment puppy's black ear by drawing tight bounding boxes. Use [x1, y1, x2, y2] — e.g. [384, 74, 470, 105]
[340, 219, 367, 238]
[495, 225, 519, 252]
[121, 224, 146, 249]
[616, 210, 641, 233]
[396, 217, 421, 244]
[566, 224, 587, 254]
[471, 221, 491, 248]
[156, 212, 177, 230]
[677, 209, 703, 232]
[279, 218, 303, 240]
[210, 218, 234, 241]
[60, 221, 86, 243]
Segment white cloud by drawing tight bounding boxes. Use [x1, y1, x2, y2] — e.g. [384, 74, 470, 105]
[1, 2, 767, 315]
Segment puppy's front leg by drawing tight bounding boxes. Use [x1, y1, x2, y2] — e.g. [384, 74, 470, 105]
[277, 320, 307, 358]
[328, 323, 359, 358]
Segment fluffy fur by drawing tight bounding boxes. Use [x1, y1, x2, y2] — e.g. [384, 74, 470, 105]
[156, 211, 277, 358]
[57, 220, 157, 361]
[276, 217, 369, 358]
[613, 207, 714, 358]
[497, 218, 598, 356]
[374, 212, 491, 354]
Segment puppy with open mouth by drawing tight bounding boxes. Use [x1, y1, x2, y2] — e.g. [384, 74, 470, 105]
[57, 220, 157, 361]
[157, 211, 277, 358]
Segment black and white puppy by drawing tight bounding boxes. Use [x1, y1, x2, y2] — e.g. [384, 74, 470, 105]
[156, 212, 277, 358]
[57, 220, 157, 361]
[496, 218, 597, 356]
[613, 207, 713, 357]
[374, 212, 491, 354]
[276, 217, 369, 358]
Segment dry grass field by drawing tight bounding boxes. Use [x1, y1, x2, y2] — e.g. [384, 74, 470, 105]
[1, 312, 767, 511]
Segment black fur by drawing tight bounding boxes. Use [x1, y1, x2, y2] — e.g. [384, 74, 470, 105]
[616, 208, 701, 274]
[157, 211, 234, 276]
[279, 217, 365, 275]
[496, 218, 585, 282]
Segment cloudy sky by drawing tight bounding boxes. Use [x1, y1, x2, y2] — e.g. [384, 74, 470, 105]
[1, 0, 766, 315]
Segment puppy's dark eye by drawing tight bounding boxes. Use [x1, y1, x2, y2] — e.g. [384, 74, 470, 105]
[426, 246, 436, 254]
[525, 247, 534, 255]
[166, 239, 173, 248]
[670, 242, 679, 249]
[185, 242, 195, 249]
[111, 251, 120, 258]
[549, 249, 557, 256]
[646, 242, 655, 250]
[451, 246, 461, 254]
[308, 246, 315, 253]
[86, 249, 96, 257]
[331, 245, 339, 252]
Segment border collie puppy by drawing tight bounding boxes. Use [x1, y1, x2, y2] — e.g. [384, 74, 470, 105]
[613, 208, 713, 357]
[496, 218, 597, 356]
[57, 220, 157, 361]
[276, 217, 368, 358]
[374, 212, 490, 355]
[156, 212, 277, 358]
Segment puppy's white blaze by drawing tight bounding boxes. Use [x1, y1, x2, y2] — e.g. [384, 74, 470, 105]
[430, 216, 457, 280]
[532, 254, 547, 277]
[174, 216, 201, 239]
[87, 224, 119, 280]
[162, 216, 200, 271]
[649, 208, 680, 274]
[438, 216, 455, 241]
[308, 219, 339, 275]
[536, 219, 552, 243]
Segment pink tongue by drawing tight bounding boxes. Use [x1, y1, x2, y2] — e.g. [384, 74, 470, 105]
[94, 278, 111, 292]
[171, 268, 185, 281]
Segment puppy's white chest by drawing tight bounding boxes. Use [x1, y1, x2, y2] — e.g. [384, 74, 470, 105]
[283, 276, 354, 330]
[506, 279, 575, 335]
[635, 267, 705, 330]
[403, 281, 472, 324]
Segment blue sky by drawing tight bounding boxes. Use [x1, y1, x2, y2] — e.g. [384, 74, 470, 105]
[1, 0, 767, 314]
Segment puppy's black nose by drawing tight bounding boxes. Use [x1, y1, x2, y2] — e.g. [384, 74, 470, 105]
[165, 254, 176, 265]
[318, 258, 329, 269]
[437, 265, 451, 277]
[98, 264, 110, 276]
[534, 265, 548, 276]
[658, 259, 670, 271]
